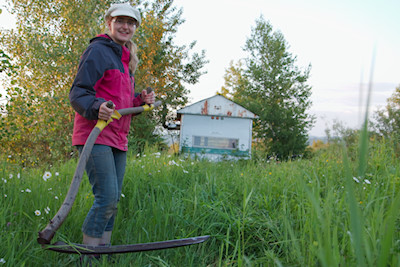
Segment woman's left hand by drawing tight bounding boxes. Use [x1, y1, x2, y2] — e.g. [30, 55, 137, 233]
[141, 90, 155, 104]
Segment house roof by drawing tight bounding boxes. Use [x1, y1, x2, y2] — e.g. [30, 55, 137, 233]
[177, 94, 258, 119]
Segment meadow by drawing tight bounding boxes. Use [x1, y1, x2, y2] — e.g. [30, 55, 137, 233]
[1, 138, 399, 266]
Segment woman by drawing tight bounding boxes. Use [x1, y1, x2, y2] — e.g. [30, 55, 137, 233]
[69, 2, 155, 247]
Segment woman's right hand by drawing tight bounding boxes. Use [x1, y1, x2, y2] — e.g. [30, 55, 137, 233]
[98, 102, 115, 121]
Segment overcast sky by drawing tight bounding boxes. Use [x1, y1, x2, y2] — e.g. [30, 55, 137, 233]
[172, 0, 400, 136]
[1, 0, 399, 136]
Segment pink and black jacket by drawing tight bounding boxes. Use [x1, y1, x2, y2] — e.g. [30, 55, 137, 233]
[69, 34, 143, 151]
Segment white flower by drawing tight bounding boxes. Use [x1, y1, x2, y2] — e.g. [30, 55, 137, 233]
[4, 195, 7, 198]
[0, 258, 5, 264]
[55, 172, 59, 176]
[21, 190, 25, 193]
[168, 160, 179, 166]
[183, 170, 189, 174]
[353, 177, 360, 183]
[121, 193, 125, 198]
[364, 179, 371, 184]
[43, 171, 52, 181]
[7, 155, 11, 158]
[25, 188, 31, 193]
[9, 174, 13, 179]
[48, 188, 52, 191]
[55, 196, 59, 200]
[34, 210, 41, 216]
[17, 173, 20, 179]
[44, 207, 50, 214]
[2, 178, 6, 183]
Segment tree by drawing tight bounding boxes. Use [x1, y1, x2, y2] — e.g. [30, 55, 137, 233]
[0, 0, 206, 165]
[372, 85, 400, 152]
[222, 17, 315, 159]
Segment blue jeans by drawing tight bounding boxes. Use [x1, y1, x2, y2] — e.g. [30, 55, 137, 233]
[77, 145, 127, 238]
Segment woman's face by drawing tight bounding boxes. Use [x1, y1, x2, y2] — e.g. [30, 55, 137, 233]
[107, 16, 137, 46]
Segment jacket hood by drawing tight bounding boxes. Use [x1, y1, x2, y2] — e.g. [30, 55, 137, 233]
[89, 34, 123, 56]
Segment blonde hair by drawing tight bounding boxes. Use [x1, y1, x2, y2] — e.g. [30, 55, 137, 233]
[126, 40, 139, 74]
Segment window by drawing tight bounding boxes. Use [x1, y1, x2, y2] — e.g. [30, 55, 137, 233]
[193, 136, 238, 149]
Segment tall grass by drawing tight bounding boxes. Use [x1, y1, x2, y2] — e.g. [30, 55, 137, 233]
[1, 139, 400, 266]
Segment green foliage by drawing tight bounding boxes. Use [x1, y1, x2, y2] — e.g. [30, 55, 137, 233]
[0, 0, 207, 166]
[222, 17, 315, 159]
[372, 84, 400, 154]
[1, 138, 400, 266]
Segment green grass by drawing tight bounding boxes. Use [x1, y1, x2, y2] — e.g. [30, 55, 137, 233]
[1, 139, 400, 266]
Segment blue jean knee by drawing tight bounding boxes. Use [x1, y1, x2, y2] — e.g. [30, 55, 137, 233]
[77, 144, 127, 238]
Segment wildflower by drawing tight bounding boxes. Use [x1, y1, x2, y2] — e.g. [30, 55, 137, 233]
[168, 160, 178, 166]
[121, 193, 125, 198]
[44, 207, 50, 214]
[25, 188, 31, 193]
[2, 178, 6, 183]
[4, 194, 7, 198]
[183, 170, 189, 174]
[55, 196, 59, 200]
[21, 190, 25, 193]
[34, 210, 41, 216]
[364, 179, 371, 184]
[55, 172, 59, 176]
[0, 258, 5, 264]
[17, 173, 20, 179]
[43, 171, 52, 181]
[6, 222, 11, 227]
[48, 188, 52, 191]
[353, 177, 360, 183]
[269, 172, 272, 175]
[9, 174, 13, 179]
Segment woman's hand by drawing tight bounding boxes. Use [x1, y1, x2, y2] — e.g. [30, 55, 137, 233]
[141, 89, 155, 105]
[98, 102, 115, 121]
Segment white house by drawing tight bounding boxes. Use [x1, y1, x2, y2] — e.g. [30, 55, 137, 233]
[178, 95, 258, 160]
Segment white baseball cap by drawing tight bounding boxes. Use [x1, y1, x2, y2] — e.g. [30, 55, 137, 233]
[105, 3, 141, 26]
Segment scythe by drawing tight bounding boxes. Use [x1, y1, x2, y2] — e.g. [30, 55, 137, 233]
[37, 92, 209, 254]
